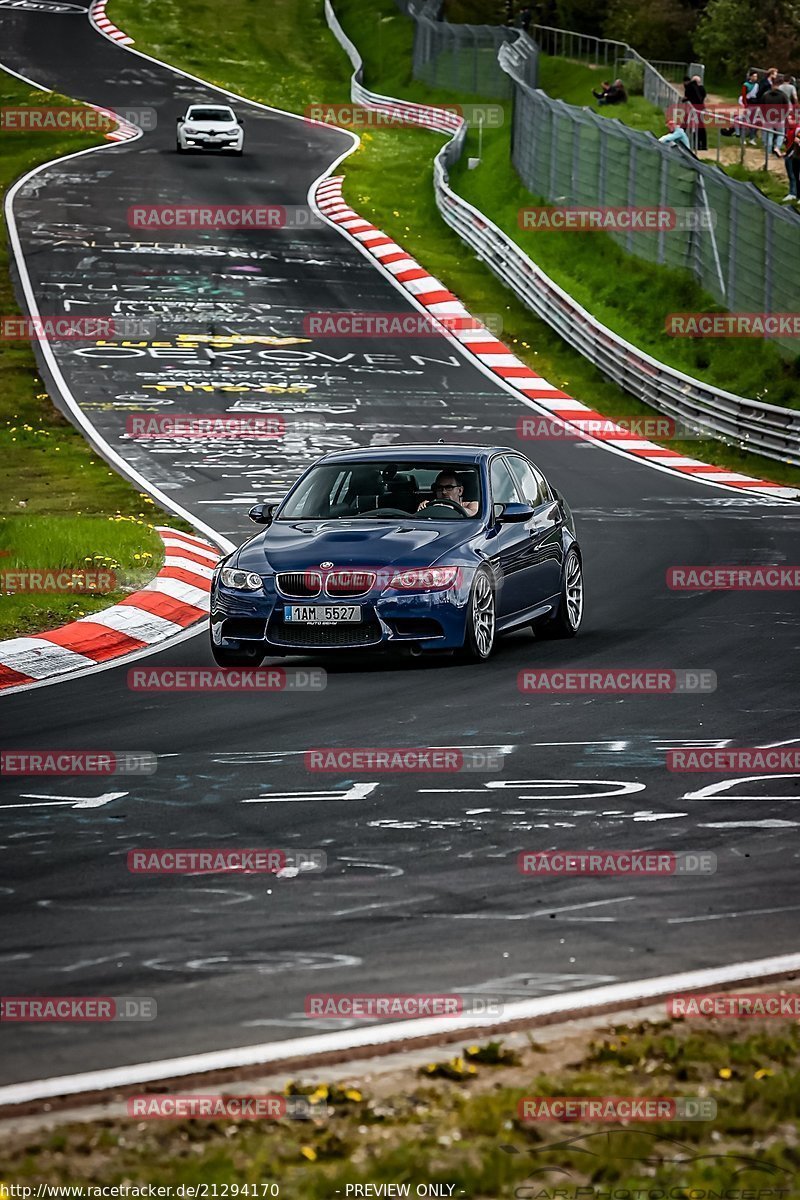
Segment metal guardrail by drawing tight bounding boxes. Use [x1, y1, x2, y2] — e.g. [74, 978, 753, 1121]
[325, 0, 800, 466]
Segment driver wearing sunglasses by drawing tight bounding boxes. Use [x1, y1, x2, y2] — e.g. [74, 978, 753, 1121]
[417, 470, 479, 517]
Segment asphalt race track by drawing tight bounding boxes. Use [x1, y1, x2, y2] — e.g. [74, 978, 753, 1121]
[1, 2, 799, 1091]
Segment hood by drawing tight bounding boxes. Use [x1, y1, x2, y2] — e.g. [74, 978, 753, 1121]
[234, 519, 475, 573]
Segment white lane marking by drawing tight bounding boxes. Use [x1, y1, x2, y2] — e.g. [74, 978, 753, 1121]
[451, 896, 635, 920]
[632, 811, 687, 822]
[698, 819, 800, 829]
[757, 737, 800, 748]
[5, 951, 800, 1104]
[421, 780, 647, 799]
[242, 782, 379, 803]
[14, 792, 127, 809]
[59, 953, 130, 973]
[667, 904, 800, 924]
[682, 774, 800, 799]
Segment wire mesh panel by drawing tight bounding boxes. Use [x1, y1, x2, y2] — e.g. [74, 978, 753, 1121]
[411, 3, 520, 97]
[504, 54, 800, 355]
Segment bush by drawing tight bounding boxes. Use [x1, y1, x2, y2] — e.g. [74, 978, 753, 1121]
[619, 58, 645, 93]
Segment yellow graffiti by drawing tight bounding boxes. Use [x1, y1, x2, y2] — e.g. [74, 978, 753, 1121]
[142, 383, 312, 394]
[176, 333, 311, 347]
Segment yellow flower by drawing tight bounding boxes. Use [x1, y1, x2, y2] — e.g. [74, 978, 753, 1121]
[344, 1088, 362, 1101]
[300, 1146, 317, 1161]
[754, 1068, 774, 1080]
[718, 1067, 732, 1080]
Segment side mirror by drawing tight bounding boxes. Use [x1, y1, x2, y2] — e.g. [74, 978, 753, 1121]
[531, 500, 562, 528]
[238, 117, 245, 126]
[176, 116, 184, 124]
[248, 502, 277, 525]
[499, 502, 535, 524]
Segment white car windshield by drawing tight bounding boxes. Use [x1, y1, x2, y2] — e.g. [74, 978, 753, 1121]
[188, 108, 235, 122]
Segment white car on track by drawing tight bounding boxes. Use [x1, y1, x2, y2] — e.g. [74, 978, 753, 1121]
[176, 104, 244, 155]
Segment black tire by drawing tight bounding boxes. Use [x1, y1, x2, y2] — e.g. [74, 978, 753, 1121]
[533, 549, 583, 639]
[211, 643, 265, 668]
[233, 148, 244, 157]
[176, 141, 185, 154]
[461, 566, 496, 661]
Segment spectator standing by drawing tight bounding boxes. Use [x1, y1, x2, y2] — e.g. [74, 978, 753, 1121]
[518, 4, 533, 31]
[684, 75, 707, 150]
[782, 116, 800, 201]
[738, 70, 760, 145]
[778, 74, 798, 104]
[761, 79, 788, 155]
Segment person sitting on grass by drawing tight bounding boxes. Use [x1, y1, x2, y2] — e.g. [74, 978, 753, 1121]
[592, 79, 627, 106]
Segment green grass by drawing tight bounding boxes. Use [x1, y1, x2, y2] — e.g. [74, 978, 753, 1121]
[0, 75, 189, 637]
[0, 515, 163, 638]
[106, 0, 799, 491]
[539, 54, 668, 133]
[2, 1017, 799, 1193]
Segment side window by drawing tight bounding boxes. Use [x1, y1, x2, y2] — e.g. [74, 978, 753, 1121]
[506, 455, 549, 505]
[490, 457, 522, 505]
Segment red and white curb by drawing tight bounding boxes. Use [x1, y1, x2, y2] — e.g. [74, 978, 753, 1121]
[89, 101, 138, 143]
[0, 528, 217, 693]
[88, 0, 133, 46]
[315, 176, 794, 500]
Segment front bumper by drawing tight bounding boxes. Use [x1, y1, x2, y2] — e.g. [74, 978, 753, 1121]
[180, 133, 243, 151]
[210, 575, 473, 654]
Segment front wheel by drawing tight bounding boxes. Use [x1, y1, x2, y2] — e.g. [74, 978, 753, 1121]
[211, 643, 265, 668]
[176, 141, 185, 154]
[461, 567, 496, 661]
[533, 549, 583, 639]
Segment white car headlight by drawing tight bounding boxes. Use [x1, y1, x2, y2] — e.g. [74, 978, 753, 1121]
[183, 125, 198, 134]
[220, 567, 263, 591]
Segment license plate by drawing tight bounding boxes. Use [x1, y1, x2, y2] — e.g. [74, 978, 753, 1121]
[284, 605, 362, 624]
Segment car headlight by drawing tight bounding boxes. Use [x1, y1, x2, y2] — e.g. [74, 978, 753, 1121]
[219, 567, 263, 591]
[183, 125, 198, 134]
[389, 567, 460, 590]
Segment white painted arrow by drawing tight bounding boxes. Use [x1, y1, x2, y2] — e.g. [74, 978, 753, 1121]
[0, 792, 128, 811]
[242, 782, 379, 804]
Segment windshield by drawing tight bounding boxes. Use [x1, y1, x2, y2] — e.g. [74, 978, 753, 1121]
[278, 461, 483, 520]
[188, 108, 235, 122]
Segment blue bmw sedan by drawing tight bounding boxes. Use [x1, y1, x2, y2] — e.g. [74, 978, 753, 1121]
[209, 445, 583, 665]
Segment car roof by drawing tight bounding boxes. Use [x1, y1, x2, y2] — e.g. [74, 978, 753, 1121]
[187, 103, 234, 113]
[318, 445, 519, 465]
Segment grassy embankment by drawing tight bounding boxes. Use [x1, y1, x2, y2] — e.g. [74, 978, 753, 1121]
[2, 1015, 798, 1193]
